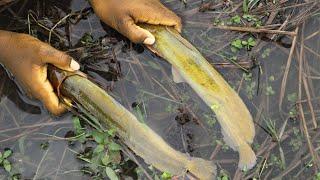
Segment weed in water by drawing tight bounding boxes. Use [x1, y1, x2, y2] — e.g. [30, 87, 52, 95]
[262, 48, 271, 59]
[0, 149, 12, 173]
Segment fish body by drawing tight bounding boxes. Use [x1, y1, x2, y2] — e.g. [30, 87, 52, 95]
[142, 25, 256, 169]
[49, 68, 216, 180]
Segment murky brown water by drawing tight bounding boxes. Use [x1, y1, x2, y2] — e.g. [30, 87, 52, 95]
[0, 0, 319, 179]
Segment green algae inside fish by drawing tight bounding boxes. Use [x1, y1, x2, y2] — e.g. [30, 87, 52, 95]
[141, 24, 257, 170]
[48, 67, 216, 179]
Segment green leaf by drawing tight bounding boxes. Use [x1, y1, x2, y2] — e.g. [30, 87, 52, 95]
[105, 167, 119, 180]
[0, 151, 2, 158]
[3, 150, 12, 159]
[92, 131, 105, 144]
[3, 159, 11, 172]
[101, 154, 110, 166]
[247, 37, 256, 46]
[265, 86, 275, 96]
[231, 15, 241, 24]
[315, 172, 320, 180]
[241, 41, 248, 45]
[108, 142, 122, 151]
[231, 46, 238, 53]
[93, 144, 105, 154]
[222, 175, 229, 180]
[107, 129, 116, 137]
[262, 48, 271, 58]
[287, 93, 297, 103]
[269, 75, 275, 81]
[72, 116, 84, 135]
[161, 172, 172, 180]
[231, 39, 243, 49]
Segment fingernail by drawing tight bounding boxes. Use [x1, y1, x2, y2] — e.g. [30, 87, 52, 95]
[70, 59, 80, 70]
[143, 36, 155, 45]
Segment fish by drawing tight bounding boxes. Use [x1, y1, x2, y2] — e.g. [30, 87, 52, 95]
[48, 66, 217, 180]
[141, 24, 257, 170]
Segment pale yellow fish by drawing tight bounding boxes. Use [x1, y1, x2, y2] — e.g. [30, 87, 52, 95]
[142, 24, 257, 170]
[48, 67, 217, 180]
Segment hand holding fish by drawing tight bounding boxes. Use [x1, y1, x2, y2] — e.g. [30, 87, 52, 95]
[90, 0, 182, 45]
[0, 30, 80, 115]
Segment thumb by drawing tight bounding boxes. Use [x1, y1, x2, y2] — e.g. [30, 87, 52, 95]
[39, 45, 80, 71]
[120, 18, 155, 45]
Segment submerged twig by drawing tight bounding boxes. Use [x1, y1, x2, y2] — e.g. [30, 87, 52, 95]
[278, 27, 299, 110]
[212, 25, 297, 36]
[297, 23, 320, 172]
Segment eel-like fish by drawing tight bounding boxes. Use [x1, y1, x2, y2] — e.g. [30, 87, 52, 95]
[48, 66, 216, 179]
[141, 24, 257, 170]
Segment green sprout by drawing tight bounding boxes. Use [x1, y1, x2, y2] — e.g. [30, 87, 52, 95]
[0, 149, 13, 173]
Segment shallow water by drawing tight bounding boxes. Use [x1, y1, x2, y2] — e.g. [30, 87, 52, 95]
[0, 0, 319, 179]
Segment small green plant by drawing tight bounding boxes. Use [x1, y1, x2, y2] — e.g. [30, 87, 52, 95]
[289, 127, 302, 151]
[287, 93, 297, 103]
[265, 86, 275, 96]
[265, 118, 279, 141]
[269, 75, 275, 82]
[246, 81, 256, 100]
[40, 142, 49, 150]
[269, 154, 285, 170]
[80, 33, 95, 45]
[203, 113, 217, 127]
[316, 172, 320, 180]
[69, 116, 122, 179]
[218, 170, 230, 180]
[160, 172, 172, 180]
[242, 37, 256, 50]
[0, 149, 13, 173]
[231, 37, 256, 52]
[287, 93, 298, 118]
[262, 48, 271, 58]
[227, 15, 241, 25]
[242, 14, 262, 27]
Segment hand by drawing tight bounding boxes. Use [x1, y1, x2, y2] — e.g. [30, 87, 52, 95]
[90, 0, 182, 45]
[0, 31, 80, 115]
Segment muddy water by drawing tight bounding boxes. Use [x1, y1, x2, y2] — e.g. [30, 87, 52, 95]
[0, 0, 319, 179]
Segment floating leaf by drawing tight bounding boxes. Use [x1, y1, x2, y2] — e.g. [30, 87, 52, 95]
[93, 144, 105, 154]
[231, 39, 243, 49]
[3, 159, 11, 172]
[73, 116, 84, 135]
[161, 172, 172, 180]
[105, 167, 119, 180]
[3, 150, 12, 159]
[101, 154, 110, 166]
[231, 15, 241, 24]
[92, 131, 105, 144]
[247, 37, 256, 47]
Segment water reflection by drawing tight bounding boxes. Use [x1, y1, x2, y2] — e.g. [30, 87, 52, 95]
[0, 0, 319, 179]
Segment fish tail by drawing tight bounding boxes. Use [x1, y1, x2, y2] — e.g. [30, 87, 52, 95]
[186, 158, 217, 180]
[238, 143, 257, 170]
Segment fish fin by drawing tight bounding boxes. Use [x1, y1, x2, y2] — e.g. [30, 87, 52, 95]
[222, 128, 256, 170]
[186, 158, 217, 180]
[222, 128, 237, 151]
[172, 67, 185, 83]
[238, 143, 257, 170]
